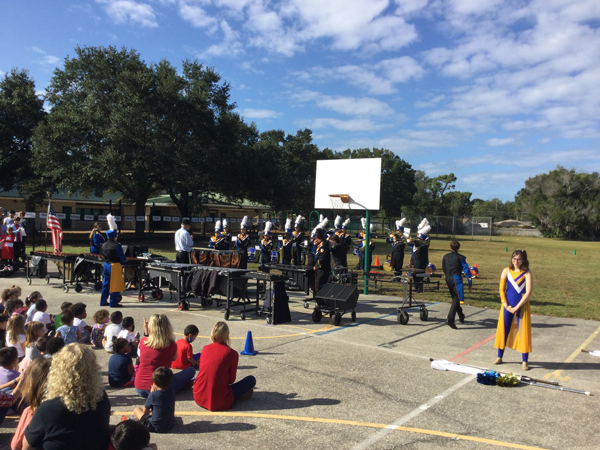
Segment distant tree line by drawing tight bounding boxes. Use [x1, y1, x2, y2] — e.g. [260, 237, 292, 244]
[2, 46, 596, 239]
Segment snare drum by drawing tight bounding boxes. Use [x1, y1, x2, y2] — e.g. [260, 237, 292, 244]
[247, 247, 256, 262]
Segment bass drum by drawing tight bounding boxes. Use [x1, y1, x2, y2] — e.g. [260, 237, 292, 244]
[383, 261, 392, 272]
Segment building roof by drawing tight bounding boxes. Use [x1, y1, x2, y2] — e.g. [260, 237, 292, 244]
[146, 192, 269, 209]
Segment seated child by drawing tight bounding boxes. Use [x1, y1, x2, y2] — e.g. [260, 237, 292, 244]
[35, 336, 49, 358]
[31, 299, 54, 334]
[110, 420, 158, 450]
[117, 317, 140, 356]
[91, 309, 109, 348]
[0, 347, 20, 389]
[171, 324, 200, 370]
[103, 311, 124, 353]
[43, 337, 64, 359]
[24, 291, 43, 323]
[6, 315, 26, 359]
[133, 367, 176, 433]
[0, 315, 8, 347]
[71, 302, 92, 343]
[53, 302, 72, 331]
[54, 310, 82, 345]
[18, 321, 45, 373]
[108, 338, 135, 388]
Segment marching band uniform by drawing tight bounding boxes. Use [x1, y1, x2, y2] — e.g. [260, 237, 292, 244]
[355, 218, 374, 271]
[292, 216, 304, 266]
[330, 237, 347, 268]
[12, 219, 24, 261]
[175, 218, 194, 264]
[236, 216, 251, 269]
[409, 219, 430, 293]
[309, 217, 328, 269]
[100, 214, 126, 308]
[209, 220, 227, 250]
[341, 218, 352, 253]
[260, 221, 273, 271]
[388, 219, 407, 275]
[314, 229, 331, 292]
[281, 218, 293, 265]
[442, 245, 472, 327]
[222, 219, 231, 250]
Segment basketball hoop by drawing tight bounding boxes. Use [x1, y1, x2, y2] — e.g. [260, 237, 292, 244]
[329, 194, 350, 211]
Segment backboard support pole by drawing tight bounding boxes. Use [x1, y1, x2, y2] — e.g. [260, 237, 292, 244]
[363, 209, 370, 295]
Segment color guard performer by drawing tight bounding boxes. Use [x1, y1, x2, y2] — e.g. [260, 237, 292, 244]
[260, 221, 273, 271]
[100, 214, 126, 308]
[281, 218, 293, 265]
[175, 218, 194, 264]
[209, 220, 227, 250]
[292, 216, 304, 266]
[236, 216, 251, 269]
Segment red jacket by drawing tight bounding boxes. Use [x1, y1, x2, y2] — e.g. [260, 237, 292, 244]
[193, 342, 238, 411]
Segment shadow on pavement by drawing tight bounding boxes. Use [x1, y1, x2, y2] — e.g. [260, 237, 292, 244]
[174, 418, 257, 434]
[236, 391, 341, 411]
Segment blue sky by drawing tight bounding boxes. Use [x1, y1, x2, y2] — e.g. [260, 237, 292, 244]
[2, 0, 600, 201]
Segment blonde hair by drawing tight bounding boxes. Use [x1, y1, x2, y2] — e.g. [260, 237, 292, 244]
[210, 321, 230, 345]
[25, 321, 44, 347]
[44, 344, 104, 414]
[8, 314, 25, 345]
[93, 309, 109, 324]
[18, 357, 51, 412]
[145, 314, 174, 350]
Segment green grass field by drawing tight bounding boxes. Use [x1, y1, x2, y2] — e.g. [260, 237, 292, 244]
[58, 236, 600, 320]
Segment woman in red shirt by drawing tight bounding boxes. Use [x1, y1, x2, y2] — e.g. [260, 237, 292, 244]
[134, 314, 195, 398]
[193, 321, 256, 411]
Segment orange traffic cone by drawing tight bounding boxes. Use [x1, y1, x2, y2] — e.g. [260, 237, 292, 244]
[375, 255, 380, 266]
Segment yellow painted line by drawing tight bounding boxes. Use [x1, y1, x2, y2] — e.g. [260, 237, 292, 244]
[174, 326, 333, 340]
[544, 323, 600, 382]
[112, 410, 548, 449]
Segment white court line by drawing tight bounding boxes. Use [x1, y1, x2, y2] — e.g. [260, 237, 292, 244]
[351, 374, 476, 450]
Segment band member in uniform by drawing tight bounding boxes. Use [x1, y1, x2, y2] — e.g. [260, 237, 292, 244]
[387, 219, 407, 276]
[409, 219, 430, 293]
[309, 217, 328, 268]
[209, 220, 227, 250]
[355, 218, 375, 271]
[222, 219, 231, 250]
[259, 221, 273, 271]
[236, 216, 251, 269]
[175, 218, 194, 264]
[292, 216, 304, 266]
[281, 218, 293, 265]
[341, 218, 352, 251]
[442, 240, 472, 329]
[89, 222, 106, 254]
[100, 214, 126, 308]
[329, 235, 347, 268]
[313, 228, 331, 293]
[334, 216, 343, 238]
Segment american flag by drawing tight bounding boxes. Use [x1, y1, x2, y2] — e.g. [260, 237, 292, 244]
[47, 200, 63, 253]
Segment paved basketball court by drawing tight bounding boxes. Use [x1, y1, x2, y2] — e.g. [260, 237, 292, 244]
[1, 270, 599, 449]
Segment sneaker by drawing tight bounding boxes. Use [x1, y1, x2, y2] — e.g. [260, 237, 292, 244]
[493, 357, 503, 365]
[238, 389, 254, 403]
[445, 321, 458, 329]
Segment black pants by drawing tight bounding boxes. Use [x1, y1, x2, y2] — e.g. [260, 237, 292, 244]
[315, 269, 330, 293]
[446, 277, 464, 324]
[176, 251, 190, 264]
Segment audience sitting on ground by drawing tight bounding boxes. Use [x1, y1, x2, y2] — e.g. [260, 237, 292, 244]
[133, 367, 176, 433]
[71, 303, 92, 344]
[91, 309, 110, 348]
[54, 309, 82, 345]
[103, 311, 123, 353]
[172, 324, 200, 370]
[108, 338, 135, 388]
[7, 315, 26, 360]
[110, 420, 158, 450]
[44, 336, 65, 359]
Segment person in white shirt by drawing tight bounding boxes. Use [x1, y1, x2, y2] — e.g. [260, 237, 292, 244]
[103, 310, 124, 353]
[71, 302, 92, 343]
[174, 218, 194, 264]
[31, 299, 54, 334]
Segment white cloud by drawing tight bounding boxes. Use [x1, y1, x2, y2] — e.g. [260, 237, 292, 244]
[486, 137, 514, 147]
[239, 108, 281, 119]
[31, 47, 62, 66]
[198, 20, 244, 57]
[95, 0, 158, 28]
[303, 117, 389, 132]
[178, 1, 218, 30]
[292, 90, 396, 117]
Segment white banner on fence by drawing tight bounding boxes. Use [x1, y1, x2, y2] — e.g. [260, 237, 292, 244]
[84, 215, 94, 221]
[172, 216, 180, 223]
[152, 216, 161, 221]
[99, 215, 107, 221]
[25, 212, 36, 218]
[191, 217, 199, 223]
[206, 217, 213, 223]
[56, 213, 66, 219]
[163, 216, 171, 222]
[136, 216, 145, 221]
[125, 216, 134, 222]
[39, 212, 47, 219]
[199, 218, 206, 223]
[114, 216, 121, 221]
[70, 214, 80, 220]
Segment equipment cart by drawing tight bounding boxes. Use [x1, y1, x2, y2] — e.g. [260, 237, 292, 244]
[396, 268, 429, 325]
[243, 272, 290, 324]
[263, 263, 315, 308]
[312, 283, 359, 326]
[26, 251, 79, 292]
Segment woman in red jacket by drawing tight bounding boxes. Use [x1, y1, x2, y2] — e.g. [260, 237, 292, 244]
[193, 321, 255, 411]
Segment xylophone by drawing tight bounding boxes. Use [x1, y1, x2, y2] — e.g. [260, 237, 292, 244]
[27, 251, 80, 292]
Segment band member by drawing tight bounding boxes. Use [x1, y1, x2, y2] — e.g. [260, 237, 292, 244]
[89, 222, 106, 254]
[260, 221, 273, 271]
[409, 218, 431, 293]
[222, 219, 231, 250]
[175, 218, 194, 264]
[309, 217, 328, 268]
[330, 235, 347, 268]
[334, 216, 343, 238]
[236, 216, 251, 269]
[341, 218, 352, 250]
[442, 240, 472, 329]
[292, 216, 304, 266]
[355, 218, 375, 271]
[100, 214, 126, 308]
[281, 218, 293, 265]
[209, 220, 227, 250]
[313, 228, 331, 292]
[387, 219, 407, 275]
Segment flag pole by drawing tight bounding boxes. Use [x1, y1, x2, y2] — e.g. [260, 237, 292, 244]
[45, 194, 49, 252]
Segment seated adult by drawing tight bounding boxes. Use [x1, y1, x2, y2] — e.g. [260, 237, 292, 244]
[23, 344, 111, 450]
[134, 314, 195, 398]
[193, 321, 256, 411]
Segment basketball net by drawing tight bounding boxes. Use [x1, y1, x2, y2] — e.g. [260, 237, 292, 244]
[328, 194, 350, 213]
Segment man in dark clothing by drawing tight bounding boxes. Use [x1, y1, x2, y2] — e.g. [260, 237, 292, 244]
[329, 235, 347, 268]
[100, 214, 127, 308]
[442, 240, 472, 329]
[313, 229, 331, 292]
[409, 239, 428, 293]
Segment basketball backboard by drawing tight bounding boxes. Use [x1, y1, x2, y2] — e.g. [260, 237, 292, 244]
[314, 158, 381, 210]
